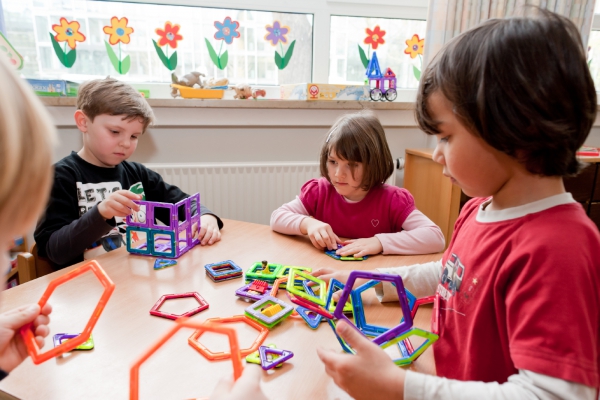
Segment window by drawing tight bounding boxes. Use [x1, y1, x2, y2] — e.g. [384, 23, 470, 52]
[588, 30, 600, 88]
[329, 15, 426, 88]
[3, 0, 313, 85]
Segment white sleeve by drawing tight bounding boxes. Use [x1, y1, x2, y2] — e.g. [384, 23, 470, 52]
[375, 210, 446, 255]
[375, 260, 442, 302]
[405, 369, 596, 400]
[270, 197, 310, 235]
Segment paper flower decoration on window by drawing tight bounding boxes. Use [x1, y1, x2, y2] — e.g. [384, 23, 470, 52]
[103, 17, 134, 75]
[205, 17, 240, 70]
[264, 21, 295, 70]
[50, 17, 86, 68]
[404, 34, 425, 80]
[153, 22, 182, 71]
[358, 25, 386, 69]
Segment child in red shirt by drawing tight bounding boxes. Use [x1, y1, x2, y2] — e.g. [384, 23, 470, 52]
[270, 111, 445, 258]
[313, 10, 600, 400]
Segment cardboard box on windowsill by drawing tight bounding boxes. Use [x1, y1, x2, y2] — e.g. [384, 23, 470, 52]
[27, 79, 79, 97]
[281, 83, 369, 101]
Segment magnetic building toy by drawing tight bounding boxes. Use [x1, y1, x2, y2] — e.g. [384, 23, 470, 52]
[126, 193, 200, 259]
[149, 292, 209, 320]
[205, 260, 243, 282]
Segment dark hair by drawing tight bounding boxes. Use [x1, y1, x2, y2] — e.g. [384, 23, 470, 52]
[319, 111, 394, 191]
[416, 9, 597, 176]
[77, 77, 155, 132]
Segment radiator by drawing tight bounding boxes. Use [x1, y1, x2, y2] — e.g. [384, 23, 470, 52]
[144, 162, 321, 225]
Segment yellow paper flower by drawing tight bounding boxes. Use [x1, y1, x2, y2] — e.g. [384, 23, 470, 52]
[404, 34, 424, 59]
[103, 16, 134, 45]
[52, 17, 86, 50]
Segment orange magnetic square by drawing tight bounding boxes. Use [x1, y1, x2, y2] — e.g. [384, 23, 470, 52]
[130, 319, 243, 400]
[19, 260, 115, 365]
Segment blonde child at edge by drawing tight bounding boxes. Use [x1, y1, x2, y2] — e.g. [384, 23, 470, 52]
[270, 111, 445, 258]
[0, 56, 53, 381]
[312, 10, 600, 400]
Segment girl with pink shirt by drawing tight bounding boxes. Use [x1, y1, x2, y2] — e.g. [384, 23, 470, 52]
[270, 111, 445, 258]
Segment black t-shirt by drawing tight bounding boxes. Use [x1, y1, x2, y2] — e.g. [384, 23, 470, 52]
[34, 152, 222, 269]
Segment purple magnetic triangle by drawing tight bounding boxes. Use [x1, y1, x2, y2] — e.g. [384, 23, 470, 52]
[296, 306, 323, 329]
[258, 345, 294, 370]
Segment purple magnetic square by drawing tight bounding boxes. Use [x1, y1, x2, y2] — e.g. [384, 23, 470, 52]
[236, 283, 272, 301]
[333, 270, 413, 346]
[245, 295, 293, 325]
[53, 333, 78, 347]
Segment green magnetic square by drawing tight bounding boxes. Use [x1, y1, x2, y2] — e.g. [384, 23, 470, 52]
[245, 262, 283, 281]
[244, 310, 292, 329]
[276, 265, 312, 279]
[286, 268, 326, 306]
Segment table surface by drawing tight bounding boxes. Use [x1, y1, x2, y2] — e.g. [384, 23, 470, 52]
[0, 220, 441, 400]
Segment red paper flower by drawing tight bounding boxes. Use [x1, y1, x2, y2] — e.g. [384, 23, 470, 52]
[155, 22, 183, 48]
[364, 25, 386, 50]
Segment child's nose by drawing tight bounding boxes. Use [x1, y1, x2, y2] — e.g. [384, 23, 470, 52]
[432, 145, 444, 165]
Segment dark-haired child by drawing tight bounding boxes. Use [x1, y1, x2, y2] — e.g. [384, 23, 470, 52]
[315, 10, 599, 400]
[270, 111, 445, 258]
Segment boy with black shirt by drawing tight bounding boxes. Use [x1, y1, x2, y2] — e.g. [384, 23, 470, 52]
[35, 78, 223, 269]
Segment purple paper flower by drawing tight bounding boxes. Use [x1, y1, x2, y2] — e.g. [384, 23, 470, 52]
[214, 17, 240, 44]
[264, 21, 290, 46]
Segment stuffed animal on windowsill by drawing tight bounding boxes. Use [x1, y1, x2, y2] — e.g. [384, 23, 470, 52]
[232, 84, 266, 100]
[171, 71, 205, 98]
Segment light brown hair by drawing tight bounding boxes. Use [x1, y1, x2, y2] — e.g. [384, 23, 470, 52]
[0, 56, 56, 236]
[319, 111, 394, 191]
[76, 77, 155, 132]
[416, 9, 597, 176]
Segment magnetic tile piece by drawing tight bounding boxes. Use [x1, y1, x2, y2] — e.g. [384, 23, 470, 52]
[245, 296, 293, 329]
[296, 306, 323, 329]
[149, 292, 209, 320]
[325, 244, 368, 261]
[245, 344, 282, 368]
[205, 260, 243, 281]
[259, 345, 293, 370]
[154, 258, 177, 270]
[261, 304, 283, 317]
[53, 333, 95, 350]
[236, 282, 273, 302]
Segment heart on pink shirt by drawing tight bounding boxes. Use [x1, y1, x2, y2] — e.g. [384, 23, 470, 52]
[371, 219, 379, 227]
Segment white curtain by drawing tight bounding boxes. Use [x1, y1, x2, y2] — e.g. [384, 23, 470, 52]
[423, 0, 597, 66]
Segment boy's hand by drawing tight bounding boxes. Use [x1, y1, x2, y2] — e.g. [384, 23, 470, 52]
[0, 303, 52, 372]
[300, 218, 341, 251]
[338, 237, 383, 258]
[317, 320, 405, 400]
[209, 366, 268, 400]
[97, 190, 141, 220]
[196, 214, 221, 245]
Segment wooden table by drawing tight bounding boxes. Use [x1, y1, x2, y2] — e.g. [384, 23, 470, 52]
[0, 220, 442, 400]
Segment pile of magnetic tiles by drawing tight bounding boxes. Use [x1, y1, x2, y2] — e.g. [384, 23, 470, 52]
[233, 261, 440, 366]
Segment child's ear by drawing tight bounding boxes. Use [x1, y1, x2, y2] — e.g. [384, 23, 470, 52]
[74, 110, 89, 133]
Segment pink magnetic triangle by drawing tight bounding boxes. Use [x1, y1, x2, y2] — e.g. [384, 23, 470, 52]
[258, 345, 294, 370]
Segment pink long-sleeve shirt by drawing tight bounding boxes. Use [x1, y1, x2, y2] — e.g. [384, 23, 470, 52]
[270, 178, 445, 255]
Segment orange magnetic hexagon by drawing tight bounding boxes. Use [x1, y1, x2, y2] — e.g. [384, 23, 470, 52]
[188, 315, 268, 360]
[130, 318, 243, 400]
[20, 260, 115, 365]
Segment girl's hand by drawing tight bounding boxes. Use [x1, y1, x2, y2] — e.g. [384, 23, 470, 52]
[196, 214, 221, 245]
[300, 218, 341, 251]
[311, 268, 351, 284]
[209, 366, 269, 400]
[338, 237, 383, 258]
[0, 303, 52, 372]
[316, 320, 405, 400]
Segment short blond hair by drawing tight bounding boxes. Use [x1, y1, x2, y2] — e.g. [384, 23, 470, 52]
[0, 57, 56, 235]
[76, 77, 155, 132]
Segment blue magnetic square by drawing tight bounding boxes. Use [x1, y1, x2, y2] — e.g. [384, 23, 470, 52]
[204, 260, 242, 278]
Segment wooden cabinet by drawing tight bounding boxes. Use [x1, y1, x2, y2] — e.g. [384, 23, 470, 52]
[404, 148, 600, 248]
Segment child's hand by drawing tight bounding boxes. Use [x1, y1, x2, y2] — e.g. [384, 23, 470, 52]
[209, 366, 268, 400]
[338, 237, 383, 258]
[312, 268, 351, 284]
[317, 320, 405, 400]
[196, 214, 221, 246]
[300, 218, 341, 251]
[97, 190, 141, 220]
[0, 303, 52, 373]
